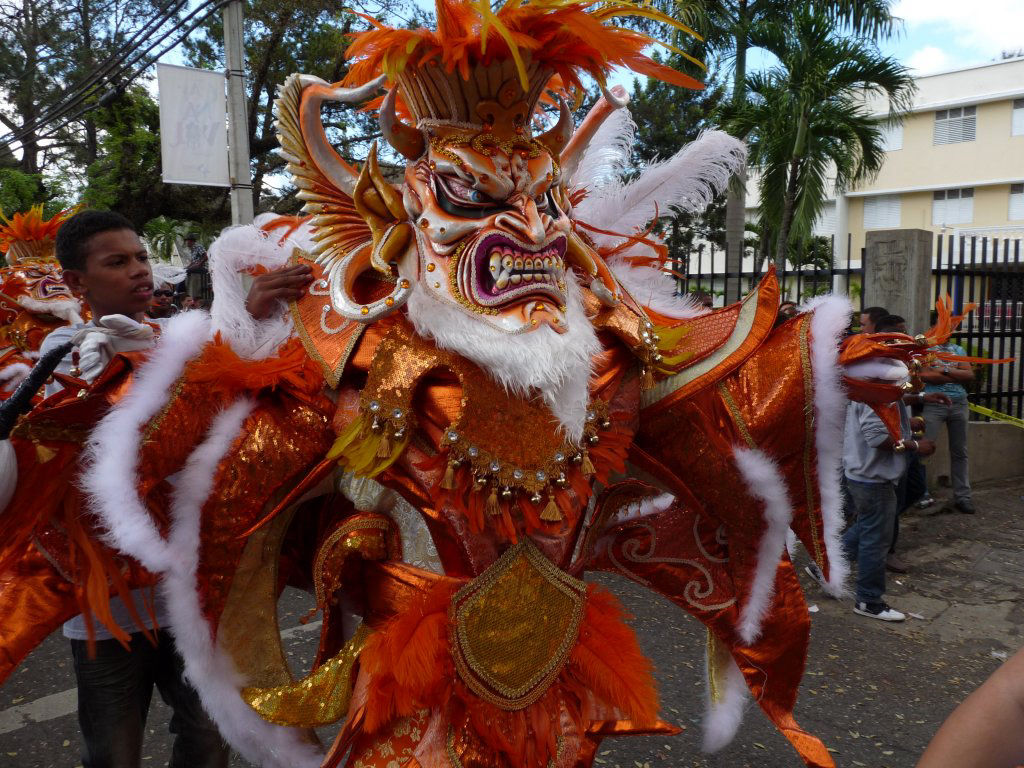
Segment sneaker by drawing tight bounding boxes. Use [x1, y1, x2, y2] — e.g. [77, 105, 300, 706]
[954, 501, 976, 515]
[853, 601, 905, 622]
[886, 553, 909, 574]
[915, 494, 936, 509]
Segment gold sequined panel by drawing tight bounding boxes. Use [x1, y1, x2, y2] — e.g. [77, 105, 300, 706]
[451, 538, 586, 710]
[197, 398, 334, 627]
[242, 624, 372, 727]
[346, 708, 429, 768]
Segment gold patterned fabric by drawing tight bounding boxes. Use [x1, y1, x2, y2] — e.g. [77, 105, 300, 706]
[450, 538, 586, 710]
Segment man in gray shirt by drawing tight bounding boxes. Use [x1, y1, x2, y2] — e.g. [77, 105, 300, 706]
[841, 397, 934, 621]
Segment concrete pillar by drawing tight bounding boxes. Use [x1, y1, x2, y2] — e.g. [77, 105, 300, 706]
[864, 229, 933, 333]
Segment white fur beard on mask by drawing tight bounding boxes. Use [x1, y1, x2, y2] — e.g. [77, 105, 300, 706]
[405, 275, 599, 443]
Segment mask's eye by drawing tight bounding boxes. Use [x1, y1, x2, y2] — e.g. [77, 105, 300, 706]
[434, 174, 506, 219]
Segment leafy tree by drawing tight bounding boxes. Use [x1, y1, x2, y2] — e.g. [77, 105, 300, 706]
[722, 4, 913, 264]
[182, 0, 415, 214]
[0, 168, 45, 214]
[689, 0, 897, 266]
[143, 215, 190, 262]
[82, 86, 228, 227]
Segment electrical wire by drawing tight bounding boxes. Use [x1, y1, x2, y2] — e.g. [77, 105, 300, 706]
[3, 0, 227, 153]
[0, 0, 190, 146]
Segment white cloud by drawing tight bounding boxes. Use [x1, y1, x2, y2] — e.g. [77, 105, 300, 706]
[893, 0, 1024, 55]
[905, 45, 953, 74]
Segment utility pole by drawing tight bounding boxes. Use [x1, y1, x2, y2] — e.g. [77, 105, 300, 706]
[223, 0, 254, 225]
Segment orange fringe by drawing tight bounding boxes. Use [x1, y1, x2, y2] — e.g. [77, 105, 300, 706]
[185, 335, 325, 396]
[342, 0, 704, 96]
[358, 580, 658, 767]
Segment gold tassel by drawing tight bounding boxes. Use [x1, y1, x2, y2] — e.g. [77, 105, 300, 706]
[441, 460, 456, 490]
[540, 494, 562, 522]
[375, 434, 392, 459]
[580, 452, 596, 477]
[485, 487, 500, 516]
[641, 364, 654, 389]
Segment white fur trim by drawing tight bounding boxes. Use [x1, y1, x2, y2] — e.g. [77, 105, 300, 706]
[80, 311, 212, 573]
[207, 215, 300, 360]
[0, 361, 30, 390]
[731, 447, 793, 645]
[17, 296, 83, 325]
[405, 274, 599, 443]
[801, 294, 852, 598]
[159, 400, 323, 768]
[702, 648, 749, 752]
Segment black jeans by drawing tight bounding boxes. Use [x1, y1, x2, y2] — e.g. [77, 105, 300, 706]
[71, 630, 230, 768]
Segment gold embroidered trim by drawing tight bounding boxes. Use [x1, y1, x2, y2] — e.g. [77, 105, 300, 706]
[312, 517, 393, 610]
[142, 377, 185, 443]
[717, 382, 755, 449]
[798, 317, 824, 566]
[445, 725, 564, 767]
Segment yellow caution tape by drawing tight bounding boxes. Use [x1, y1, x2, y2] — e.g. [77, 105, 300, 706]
[968, 402, 1024, 429]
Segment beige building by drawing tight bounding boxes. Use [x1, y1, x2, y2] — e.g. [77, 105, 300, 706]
[841, 57, 1024, 260]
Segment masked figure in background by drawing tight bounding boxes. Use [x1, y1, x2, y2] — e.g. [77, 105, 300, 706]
[0, 2, 958, 767]
[0, 205, 83, 395]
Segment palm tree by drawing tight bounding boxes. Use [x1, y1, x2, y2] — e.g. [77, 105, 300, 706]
[684, 0, 897, 291]
[722, 4, 914, 263]
[143, 216, 190, 263]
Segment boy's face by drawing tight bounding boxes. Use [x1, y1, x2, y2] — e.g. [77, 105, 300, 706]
[63, 229, 153, 319]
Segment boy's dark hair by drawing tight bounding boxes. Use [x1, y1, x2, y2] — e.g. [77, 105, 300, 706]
[861, 306, 889, 323]
[875, 314, 906, 333]
[55, 210, 137, 271]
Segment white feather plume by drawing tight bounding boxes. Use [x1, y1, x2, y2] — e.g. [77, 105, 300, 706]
[569, 106, 636, 195]
[574, 129, 746, 253]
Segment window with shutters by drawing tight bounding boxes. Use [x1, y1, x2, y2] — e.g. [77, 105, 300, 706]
[1010, 183, 1024, 221]
[812, 201, 837, 237]
[880, 122, 903, 151]
[1013, 98, 1024, 137]
[933, 105, 977, 144]
[932, 188, 974, 226]
[863, 194, 901, 229]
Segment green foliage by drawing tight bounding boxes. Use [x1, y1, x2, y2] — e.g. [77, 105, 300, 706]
[720, 3, 914, 263]
[0, 169, 44, 214]
[143, 216, 190, 262]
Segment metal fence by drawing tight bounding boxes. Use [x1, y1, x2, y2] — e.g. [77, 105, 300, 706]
[670, 235, 865, 309]
[673, 232, 1024, 419]
[935, 234, 1024, 419]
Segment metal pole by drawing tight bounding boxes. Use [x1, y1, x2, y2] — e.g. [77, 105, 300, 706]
[224, 0, 253, 225]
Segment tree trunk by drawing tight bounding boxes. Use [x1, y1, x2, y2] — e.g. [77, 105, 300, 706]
[775, 157, 802, 261]
[724, 0, 749, 304]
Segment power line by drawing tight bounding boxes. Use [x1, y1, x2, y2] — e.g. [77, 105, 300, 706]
[0, 0, 190, 147]
[11, 0, 234, 153]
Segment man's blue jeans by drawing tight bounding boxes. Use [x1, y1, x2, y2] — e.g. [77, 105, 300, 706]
[71, 630, 230, 768]
[842, 478, 898, 605]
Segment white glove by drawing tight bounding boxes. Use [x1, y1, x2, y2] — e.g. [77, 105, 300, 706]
[70, 315, 156, 382]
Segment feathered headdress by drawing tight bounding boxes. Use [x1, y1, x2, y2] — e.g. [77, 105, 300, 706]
[0, 205, 76, 266]
[344, 0, 704, 129]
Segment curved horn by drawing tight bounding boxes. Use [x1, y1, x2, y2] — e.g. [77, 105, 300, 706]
[292, 74, 387, 197]
[379, 86, 425, 161]
[559, 85, 630, 184]
[535, 96, 573, 160]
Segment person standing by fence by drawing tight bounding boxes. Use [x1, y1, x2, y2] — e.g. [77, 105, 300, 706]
[920, 336, 976, 514]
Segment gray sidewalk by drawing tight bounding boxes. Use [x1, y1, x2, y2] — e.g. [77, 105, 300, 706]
[1, 477, 1020, 767]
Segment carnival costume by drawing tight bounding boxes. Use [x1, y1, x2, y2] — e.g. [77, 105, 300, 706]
[0, 205, 83, 394]
[0, 2, 983, 767]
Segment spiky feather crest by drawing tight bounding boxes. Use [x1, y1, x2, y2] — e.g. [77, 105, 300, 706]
[343, 0, 704, 100]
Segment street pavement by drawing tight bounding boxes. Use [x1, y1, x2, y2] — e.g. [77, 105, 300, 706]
[1, 477, 1020, 768]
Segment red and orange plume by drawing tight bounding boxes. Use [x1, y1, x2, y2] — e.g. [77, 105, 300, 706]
[342, 0, 705, 95]
[0, 204, 78, 263]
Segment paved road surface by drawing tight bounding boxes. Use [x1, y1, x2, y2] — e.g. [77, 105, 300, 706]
[2, 478, 1020, 768]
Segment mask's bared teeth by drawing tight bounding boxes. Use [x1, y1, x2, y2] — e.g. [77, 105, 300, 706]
[510, 273, 522, 285]
[502, 255, 513, 269]
[489, 253, 501, 274]
[495, 272, 509, 289]
[523, 271, 534, 283]
[514, 256, 524, 270]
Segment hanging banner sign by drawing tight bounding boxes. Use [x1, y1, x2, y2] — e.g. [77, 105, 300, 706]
[157, 63, 230, 187]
